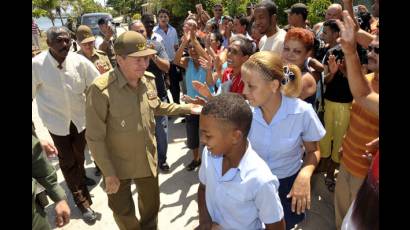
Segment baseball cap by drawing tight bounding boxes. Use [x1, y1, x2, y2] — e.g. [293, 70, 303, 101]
[114, 31, 157, 57]
[284, 3, 308, 18]
[76, 25, 95, 44]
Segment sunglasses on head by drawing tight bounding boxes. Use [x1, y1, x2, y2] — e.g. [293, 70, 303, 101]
[368, 45, 379, 54]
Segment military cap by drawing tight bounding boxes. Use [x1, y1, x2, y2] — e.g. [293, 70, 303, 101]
[76, 25, 96, 44]
[114, 31, 157, 57]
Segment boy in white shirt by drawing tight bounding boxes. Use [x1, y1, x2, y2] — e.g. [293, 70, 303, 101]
[197, 93, 285, 230]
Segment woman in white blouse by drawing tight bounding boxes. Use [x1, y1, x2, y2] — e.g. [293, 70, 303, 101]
[241, 51, 326, 230]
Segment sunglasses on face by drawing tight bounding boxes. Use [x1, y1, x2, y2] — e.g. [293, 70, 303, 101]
[368, 45, 379, 54]
[227, 47, 242, 55]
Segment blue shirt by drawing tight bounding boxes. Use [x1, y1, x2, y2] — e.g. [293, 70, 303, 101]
[153, 24, 179, 61]
[248, 95, 326, 179]
[199, 142, 284, 229]
[185, 58, 214, 98]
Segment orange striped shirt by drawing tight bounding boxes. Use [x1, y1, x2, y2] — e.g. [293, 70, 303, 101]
[341, 74, 379, 178]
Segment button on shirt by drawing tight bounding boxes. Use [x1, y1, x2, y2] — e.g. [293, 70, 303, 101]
[32, 51, 100, 136]
[199, 142, 284, 229]
[153, 24, 179, 61]
[248, 96, 326, 179]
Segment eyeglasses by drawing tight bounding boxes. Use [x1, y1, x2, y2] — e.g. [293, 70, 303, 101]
[368, 45, 379, 54]
[134, 30, 145, 34]
[227, 47, 242, 55]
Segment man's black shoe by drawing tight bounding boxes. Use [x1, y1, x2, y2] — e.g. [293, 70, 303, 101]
[82, 207, 97, 223]
[159, 162, 170, 172]
[84, 176, 96, 186]
[186, 159, 201, 171]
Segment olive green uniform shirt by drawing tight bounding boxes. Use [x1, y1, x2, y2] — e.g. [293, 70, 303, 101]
[32, 132, 66, 227]
[85, 68, 191, 179]
[77, 49, 112, 73]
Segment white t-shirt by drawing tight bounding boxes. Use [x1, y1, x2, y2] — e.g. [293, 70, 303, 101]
[258, 26, 287, 54]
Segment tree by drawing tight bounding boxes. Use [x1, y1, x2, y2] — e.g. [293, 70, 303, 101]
[32, 0, 59, 26]
[307, 0, 332, 26]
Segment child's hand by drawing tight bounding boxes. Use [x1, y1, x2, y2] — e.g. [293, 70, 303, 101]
[192, 80, 212, 98]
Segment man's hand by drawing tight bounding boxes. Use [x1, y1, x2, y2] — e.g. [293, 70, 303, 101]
[182, 95, 207, 106]
[363, 137, 379, 162]
[96, 61, 109, 74]
[336, 11, 358, 55]
[105, 176, 120, 194]
[39, 140, 58, 157]
[55, 199, 70, 227]
[190, 104, 204, 115]
[328, 55, 340, 76]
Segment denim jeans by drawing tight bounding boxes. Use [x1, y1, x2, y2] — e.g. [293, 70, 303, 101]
[155, 97, 168, 164]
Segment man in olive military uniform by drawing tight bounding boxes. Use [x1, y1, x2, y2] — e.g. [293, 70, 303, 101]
[77, 25, 112, 76]
[32, 127, 71, 229]
[85, 31, 200, 230]
[96, 18, 117, 67]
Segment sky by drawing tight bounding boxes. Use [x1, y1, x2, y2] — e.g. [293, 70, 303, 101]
[95, 0, 106, 7]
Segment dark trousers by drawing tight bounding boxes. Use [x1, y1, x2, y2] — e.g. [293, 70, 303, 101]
[108, 176, 159, 230]
[169, 63, 181, 104]
[49, 122, 92, 212]
[278, 172, 306, 230]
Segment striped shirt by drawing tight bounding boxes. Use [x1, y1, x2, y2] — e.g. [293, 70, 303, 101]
[341, 73, 379, 178]
[32, 22, 39, 35]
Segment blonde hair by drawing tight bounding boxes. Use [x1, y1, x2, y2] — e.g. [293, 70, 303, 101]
[241, 51, 302, 97]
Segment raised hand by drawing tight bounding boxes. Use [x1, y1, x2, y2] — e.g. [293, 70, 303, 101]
[336, 11, 357, 55]
[328, 54, 340, 75]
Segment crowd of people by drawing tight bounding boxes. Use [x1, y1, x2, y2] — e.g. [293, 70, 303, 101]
[32, 0, 379, 229]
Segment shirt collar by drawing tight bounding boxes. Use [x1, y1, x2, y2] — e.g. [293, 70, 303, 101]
[254, 95, 304, 126]
[114, 67, 128, 88]
[237, 141, 254, 180]
[78, 49, 98, 59]
[47, 50, 68, 70]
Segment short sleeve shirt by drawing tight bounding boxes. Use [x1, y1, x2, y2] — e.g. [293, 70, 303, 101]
[248, 95, 326, 179]
[199, 142, 284, 229]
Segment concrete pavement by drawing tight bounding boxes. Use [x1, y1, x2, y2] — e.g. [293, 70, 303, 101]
[32, 98, 337, 230]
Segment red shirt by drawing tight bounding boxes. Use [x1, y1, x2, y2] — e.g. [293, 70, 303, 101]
[222, 68, 244, 94]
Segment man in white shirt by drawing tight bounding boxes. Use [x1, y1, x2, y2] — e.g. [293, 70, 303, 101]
[32, 27, 100, 223]
[154, 8, 182, 104]
[254, 0, 287, 54]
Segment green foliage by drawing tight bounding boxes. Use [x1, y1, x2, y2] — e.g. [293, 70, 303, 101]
[32, 0, 59, 25]
[274, 0, 303, 27]
[32, 8, 48, 18]
[133, 13, 141, 20]
[307, 0, 332, 26]
[106, 0, 143, 17]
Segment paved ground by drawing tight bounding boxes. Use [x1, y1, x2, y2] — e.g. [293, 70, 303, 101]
[32, 97, 337, 230]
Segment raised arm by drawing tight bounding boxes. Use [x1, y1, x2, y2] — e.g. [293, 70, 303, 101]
[173, 34, 189, 69]
[336, 11, 379, 117]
